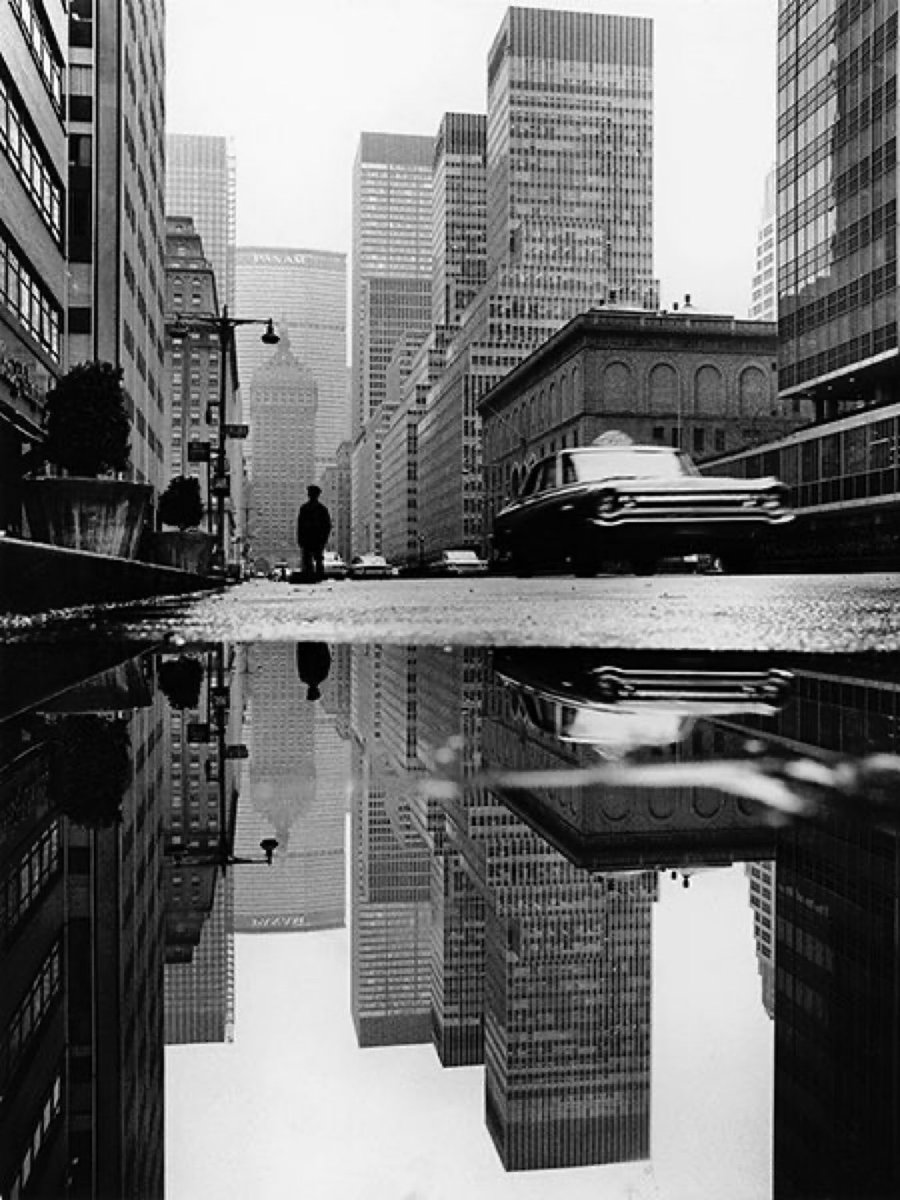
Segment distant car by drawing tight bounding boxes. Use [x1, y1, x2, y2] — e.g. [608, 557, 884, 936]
[431, 549, 489, 577]
[322, 551, 348, 580]
[348, 553, 396, 580]
[269, 560, 290, 581]
[492, 443, 794, 576]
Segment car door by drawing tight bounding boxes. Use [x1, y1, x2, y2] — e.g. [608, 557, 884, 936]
[503, 460, 542, 547]
[527, 456, 563, 555]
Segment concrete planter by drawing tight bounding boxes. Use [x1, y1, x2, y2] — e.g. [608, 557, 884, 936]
[143, 529, 216, 575]
[22, 477, 152, 559]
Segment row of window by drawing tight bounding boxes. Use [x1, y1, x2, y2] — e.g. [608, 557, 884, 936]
[785, 320, 897, 390]
[7, 1074, 62, 1200]
[779, 257, 897, 340]
[10, 0, 64, 114]
[0, 224, 62, 362]
[0, 822, 61, 940]
[0, 71, 63, 241]
[1, 942, 61, 1088]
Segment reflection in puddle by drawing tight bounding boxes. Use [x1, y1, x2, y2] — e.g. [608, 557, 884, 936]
[1, 643, 898, 1197]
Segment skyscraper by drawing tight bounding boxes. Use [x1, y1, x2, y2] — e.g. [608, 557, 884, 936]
[417, 6, 656, 556]
[432, 113, 488, 328]
[0, 1, 66, 532]
[235, 247, 347, 477]
[484, 7, 655, 317]
[67, 0, 167, 492]
[777, 1, 897, 420]
[246, 332, 317, 565]
[165, 134, 236, 312]
[749, 165, 777, 321]
[351, 132, 434, 436]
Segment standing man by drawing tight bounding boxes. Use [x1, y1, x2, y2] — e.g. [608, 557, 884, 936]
[296, 484, 332, 583]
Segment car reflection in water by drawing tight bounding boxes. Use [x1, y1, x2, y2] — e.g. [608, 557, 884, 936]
[494, 649, 794, 760]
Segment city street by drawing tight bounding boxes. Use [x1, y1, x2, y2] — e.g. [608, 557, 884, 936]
[13, 570, 896, 654]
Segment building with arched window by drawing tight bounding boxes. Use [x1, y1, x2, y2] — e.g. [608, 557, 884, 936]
[479, 307, 813, 547]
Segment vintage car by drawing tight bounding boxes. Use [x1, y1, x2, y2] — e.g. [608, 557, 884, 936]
[322, 551, 349, 580]
[348, 553, 396, 580]
[492, 443, 794, 575]
[431, 549, 489, 576]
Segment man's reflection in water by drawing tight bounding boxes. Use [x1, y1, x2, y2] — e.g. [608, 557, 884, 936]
[295, 643, 332, 702]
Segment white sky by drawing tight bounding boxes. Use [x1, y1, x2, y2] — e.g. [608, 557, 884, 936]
[165, 865, 773, 1199]
[165, 0, 778, 317]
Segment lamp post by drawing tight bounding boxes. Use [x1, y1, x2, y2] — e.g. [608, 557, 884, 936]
[172, 643, 278, 874]
[169, 306, 279, 575]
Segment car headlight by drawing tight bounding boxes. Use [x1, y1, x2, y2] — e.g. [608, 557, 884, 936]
[595, 490, 620, 516]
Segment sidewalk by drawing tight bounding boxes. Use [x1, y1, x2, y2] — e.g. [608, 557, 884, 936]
[0, 535, 220, 615]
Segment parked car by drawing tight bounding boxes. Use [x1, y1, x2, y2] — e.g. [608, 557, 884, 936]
[492, 443, 794, 576]
[431, 549, 489, 576]
[348, 553, 396, 580]
[269, 559, 290, 581]
[322, 551, 348, 580]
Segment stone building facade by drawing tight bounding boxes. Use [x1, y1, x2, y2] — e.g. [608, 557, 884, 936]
[479, 307, 815, 542]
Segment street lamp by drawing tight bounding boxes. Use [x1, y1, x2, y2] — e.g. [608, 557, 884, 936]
[169, 836, 279, 871]
[169, 306, 279, 575]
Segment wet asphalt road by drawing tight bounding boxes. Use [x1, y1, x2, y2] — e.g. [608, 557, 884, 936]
[10, 571, 898, 653]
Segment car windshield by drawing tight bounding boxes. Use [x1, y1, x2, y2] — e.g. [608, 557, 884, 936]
[568, 448, 698, 482]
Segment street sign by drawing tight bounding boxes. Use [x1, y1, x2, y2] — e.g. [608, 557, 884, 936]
[225, 744, 249, 760]
[188, 441, 211, 462]
[211, 475, 230, 494]
[224, 423, 249, 439]
[187, 722, 210, 743]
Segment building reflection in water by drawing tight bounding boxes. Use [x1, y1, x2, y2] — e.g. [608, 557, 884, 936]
[1, 640, 899, 1193]
[1, 645, 166, 1199]
[235, 642, 348, 934]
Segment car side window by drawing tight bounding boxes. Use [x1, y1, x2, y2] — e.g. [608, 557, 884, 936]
[520, 464, 541, 497]
[541, 458, 558, 490]
[561, 454, 578, 485]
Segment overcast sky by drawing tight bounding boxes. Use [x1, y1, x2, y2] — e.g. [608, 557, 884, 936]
[165, 0, 778, 319]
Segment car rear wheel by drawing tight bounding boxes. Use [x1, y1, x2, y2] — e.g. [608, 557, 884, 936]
[631, 555, 658, 576]
[721, 548, 759, 574]
[572, 548, 598, 577]
[509, 546, 535, 577]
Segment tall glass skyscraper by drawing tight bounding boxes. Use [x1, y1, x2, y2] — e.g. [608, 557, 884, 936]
[165, 134, 237, 311]
[351, 132, 434, 436]
[485, 7, 655, 317]
[777, 0, 898, 418]
[235, 247, 347, 477]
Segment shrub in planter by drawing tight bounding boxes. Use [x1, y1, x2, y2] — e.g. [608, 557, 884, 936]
[147, 476, 215, 574]
[23, 361, 151, 557]
[158, 655, 204, 711]
[44, 714, 131, 828]
[158, 475, 204, 532]
[42, 361, 132, 476]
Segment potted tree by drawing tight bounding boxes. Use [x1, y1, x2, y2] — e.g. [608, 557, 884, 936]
[43, 713, 131, 828]
[22, 361, 152, 558]
[145, 474, 215, 574]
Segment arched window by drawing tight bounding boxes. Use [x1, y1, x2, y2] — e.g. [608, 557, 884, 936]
[603, 361, 632, 412]
[695, 365, 724, 415]
[739, 365, 770, 415]
[549, 382, 556, 424]
[649, 362, 678, 415]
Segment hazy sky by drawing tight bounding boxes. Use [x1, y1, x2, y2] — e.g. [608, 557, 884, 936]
[165, 0, 778, 318]
[165, 866, 772, 1199]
